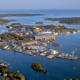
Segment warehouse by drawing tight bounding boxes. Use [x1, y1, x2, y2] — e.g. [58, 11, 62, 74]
[22, 40, 37, 46]
[35, 34, 55, 40]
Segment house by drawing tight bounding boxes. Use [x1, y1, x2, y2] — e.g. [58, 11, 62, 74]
[19, 33, 23, 36]
[20, 28, 26, 32]
[16, 33, 19, 36]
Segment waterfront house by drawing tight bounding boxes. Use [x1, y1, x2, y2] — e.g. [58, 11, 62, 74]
[25, 30, 33, 35]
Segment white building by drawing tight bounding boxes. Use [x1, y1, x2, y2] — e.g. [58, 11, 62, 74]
[50, 49, 58, 54]
[41, 31, 52, 34]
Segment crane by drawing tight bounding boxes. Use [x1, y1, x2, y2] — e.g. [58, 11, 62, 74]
[72, 49, 77, 57]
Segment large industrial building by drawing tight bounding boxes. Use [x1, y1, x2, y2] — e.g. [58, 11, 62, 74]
[35, 34, 55, 40]
[21, 40, 37, 46]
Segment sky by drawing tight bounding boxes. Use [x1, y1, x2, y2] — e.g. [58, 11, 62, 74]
[0, 0, 80, 10]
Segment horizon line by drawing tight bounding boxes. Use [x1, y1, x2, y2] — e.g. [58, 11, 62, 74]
[0, 9, 80, 10]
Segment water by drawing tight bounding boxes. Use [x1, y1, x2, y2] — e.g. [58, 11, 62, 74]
[0, 9, 80, 80]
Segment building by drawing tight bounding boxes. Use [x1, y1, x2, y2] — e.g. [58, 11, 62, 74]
[50, 49, 58, 54]
[9, 26, 12, 30]
[33, 28, 42, 34]
[41, 31, 52, 34]
[22, 40, 37, 46]
[35, 34, 55, 40]
[60, 24, 63, 26]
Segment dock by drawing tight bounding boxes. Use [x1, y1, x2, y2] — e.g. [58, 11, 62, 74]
[56, 56, 79, 60]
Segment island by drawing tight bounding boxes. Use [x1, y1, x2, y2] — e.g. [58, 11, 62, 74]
[31, 63, 49, 75]
[0, 14, 44, 17]
[44, 17, 80, 24]
[36, 22, 43, 24]
[0, 19, 17, 25]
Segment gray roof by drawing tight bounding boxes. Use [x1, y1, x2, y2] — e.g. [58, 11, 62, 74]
[35, 34, 55, 38]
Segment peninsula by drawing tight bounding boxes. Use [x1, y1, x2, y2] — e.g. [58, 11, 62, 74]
[0, 14, 44, 17]
[44, 17, 80, 24]
[0, 19, 17, 25]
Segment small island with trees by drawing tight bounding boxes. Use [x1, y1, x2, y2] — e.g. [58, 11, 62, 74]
[44, 17, 80, 24]
[36, 22, 43, 24]
[0, 14, 44, 17]
[31, 63, 49, 75]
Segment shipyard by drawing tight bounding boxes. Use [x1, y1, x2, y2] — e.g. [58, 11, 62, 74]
[0, 23, 79, 61]
[0, 35, 79, 61]
[0, 22, 80, 80]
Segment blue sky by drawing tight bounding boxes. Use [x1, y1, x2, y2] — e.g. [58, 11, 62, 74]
[0, 0, 80, 10]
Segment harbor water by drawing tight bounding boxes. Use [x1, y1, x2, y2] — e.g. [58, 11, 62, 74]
[0, 9, 80, 80]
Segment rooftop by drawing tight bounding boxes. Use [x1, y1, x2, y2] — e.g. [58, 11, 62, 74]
[35, 34, 55, 38]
